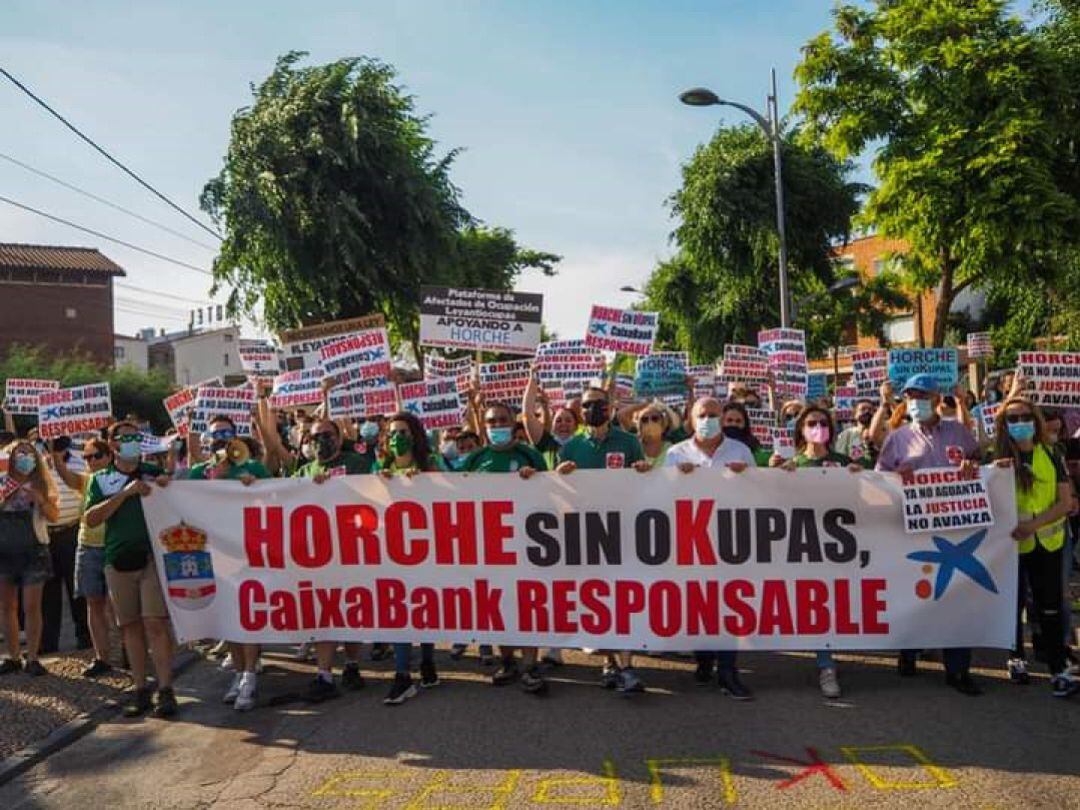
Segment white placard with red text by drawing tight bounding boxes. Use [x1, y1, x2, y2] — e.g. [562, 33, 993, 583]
[1017, 351, 1080, 407]
[4, 379, 59, 415]
[398, 379, 465, 429]
[319, 328, 392, 387]
[584, 306, 658, 356]
[163, 387, 197, 435]
[899, 466, 994, 535]
[37, 383, 112, 439]
[269, 369, 324, 410]
[190, 386, 255, 436]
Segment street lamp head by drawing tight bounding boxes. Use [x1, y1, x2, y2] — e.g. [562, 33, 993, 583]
[679, 87, 722, 107]
[619, 285, 640, 294]
[828, 276, 860, 294]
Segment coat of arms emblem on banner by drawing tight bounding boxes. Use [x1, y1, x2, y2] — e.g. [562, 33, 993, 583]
[159, 523, 216, 610]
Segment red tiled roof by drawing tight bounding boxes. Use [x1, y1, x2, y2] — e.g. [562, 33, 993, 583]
[0, 243, 125, 276]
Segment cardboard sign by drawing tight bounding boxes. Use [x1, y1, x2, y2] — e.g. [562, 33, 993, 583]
[833, 385, 857, 423]
[1, 474, 23, 502]
[719, 345, 770, 385]
[478, 359, 532, 404]
[978, 403, 1000, 439]
[399, 379, 465, 430]
[3, 378, 59, 415]
[769, 427, 795, 460]
[746, 407, 778, 449]
[327, 379, 397, 420]
[419, 286, 543, 356]
[852, 349, 887, 395]
[238, 340, 281, 376]
[888, 348, 958, 390]
[537, 339, 599, 357]
[1016, 351, 1080, 407]
[806, 373, 829, 402]
[269, 369, 324, 410]
[634, 353, 688, 398]
[900, 466, 993, 534]
[279, 314, 387, 372]
[37, 383, 112, 439]
[614, 374, 634, 403]
[319, 328, 392, 387]
[163, 387, 197, 435]
[536, 355, 606, 388]
[688, 365, 717, 401]
[758, 328, 808, 401]
[140, 435, 171, 456]
[190, 386, 255, 436]
[584, 305, 658, 356]
[967, 332, 993, 360]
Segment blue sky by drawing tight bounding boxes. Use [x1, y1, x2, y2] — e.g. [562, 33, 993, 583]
[2, 1, 844, 340]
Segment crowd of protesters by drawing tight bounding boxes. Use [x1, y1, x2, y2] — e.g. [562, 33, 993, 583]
[1, 364, 1077, 719]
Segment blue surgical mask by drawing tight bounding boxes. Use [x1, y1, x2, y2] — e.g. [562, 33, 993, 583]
[359, 422, 379, 441]
[448, 456, 466, 471]
[1007, 421, 1036, 442]
[117, 442, 142, 462]
[553, 433, 572, 447]
[695, 416, 722, 441]
[13, 454, 36, 476]
[489, 426, 513, 446]
[907, 398, 934, 423]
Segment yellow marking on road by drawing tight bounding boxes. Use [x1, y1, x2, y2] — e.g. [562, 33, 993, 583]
[532, 759, 621, 805]
[645, 757, 736, 806]
[839, 744, 958, 790]
[403, 768, 522, 809]
[311, 770, 400, 807]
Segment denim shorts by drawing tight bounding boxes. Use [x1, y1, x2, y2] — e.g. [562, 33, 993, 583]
[0, 513, 53, 587]
[75, 544, 108, 599]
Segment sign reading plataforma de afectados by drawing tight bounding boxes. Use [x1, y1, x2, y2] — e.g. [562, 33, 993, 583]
[419, 286, 543, 356]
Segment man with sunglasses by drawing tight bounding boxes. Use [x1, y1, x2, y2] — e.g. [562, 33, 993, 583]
[876, 373, 983, 695]
[84, 421, 177, 718]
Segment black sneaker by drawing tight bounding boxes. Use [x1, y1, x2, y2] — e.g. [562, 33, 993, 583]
[82, 659, 113, 678]
[449, 644, 467, 660]
[718, 669, 754, 701]
[370, 643, 391, 661]
[694, 659, 714, 686]
[0, 657, 22, 675]
[897, 655, 917, 677]
[419, 661, 439, 688]
[303, 676, 340, 703]
[492, 659, 519, 685]
[521, 666, 548, 695]
[599, 665, 619, 690]
[341, 663, 365, 691]
[24, 659, 48, 677]
[945, 672, 982, 696]
[123, 686, 154, 717]
[384, 673, 418, 705]
[154, 687, 178, 718]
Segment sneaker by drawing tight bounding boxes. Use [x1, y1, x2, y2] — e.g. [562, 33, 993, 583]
[897, 655, 917, 677]
[694, 658, 714, 686]
[154, 686, 179, 718]
[599, 665, 619, 690]
[370, 643, 391, 662]
[234, 674, 257, 712]
[945, 672, 982, 696]
[303, 676, 340, 703]
[209, 640, 229, 658]
[718, 669, 754, 701]
[123, 686, 154, 718]
[294, 642, 314, 661]
[449, 644, 467, 660]
[521, 666, 549, 695]
[479, 653, 496, 668]
[492, 659, 519, 686]
[419, 661, 439, 688]
[384, 673, 418, 705]
[82, 659, 113, 678]
[1051, 672, 1080, 698]
[223, 672, 243, 704]
[220, 653, 235, 671]
[0, 658, 21, 675]
[341, 663, 365, 691]
[818, 667, 842, 699]
[540, 649, 563, 667]
[1007, 658, 1032, 685]
[24, 659, 48, 677]
[616, 668, 645, 695]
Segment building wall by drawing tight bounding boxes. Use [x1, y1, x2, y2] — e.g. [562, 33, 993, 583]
[0, 280, 115, 366]
[113, 335, 149, 373]
[170, 327, 243, 386]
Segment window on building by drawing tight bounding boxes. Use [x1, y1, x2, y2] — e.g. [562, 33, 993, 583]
[216, 305, 223, 321]
[223, 332, 233, 342]
[197, 309, 204, 324]
[64, 307, 77, 319]
[114, 346, 125, 359]
[223, 353, 229, 367]
[885, 316, 916, 344]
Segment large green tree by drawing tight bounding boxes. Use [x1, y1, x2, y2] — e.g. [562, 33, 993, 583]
[794, 0, 1080, 347]
[643, 125, 865, 363]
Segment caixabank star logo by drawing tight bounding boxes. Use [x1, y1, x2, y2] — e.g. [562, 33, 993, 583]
[160, 522, 216, 610]
[906, 529, 998, 601]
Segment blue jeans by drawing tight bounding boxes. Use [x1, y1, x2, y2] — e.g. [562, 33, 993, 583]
[394, 642, 434, 675]
[815, 650, 835, 669]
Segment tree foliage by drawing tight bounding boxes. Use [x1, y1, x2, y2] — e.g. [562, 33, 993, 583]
[797, 270, 911, 360]
[794, 0, 1080, 347]
[642, 125, 866, 363]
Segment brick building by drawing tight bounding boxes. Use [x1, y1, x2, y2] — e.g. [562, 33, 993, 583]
[0, 243, 125, 367]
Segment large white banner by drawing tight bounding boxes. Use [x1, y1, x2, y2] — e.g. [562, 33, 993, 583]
[141, 467, 1017, 650]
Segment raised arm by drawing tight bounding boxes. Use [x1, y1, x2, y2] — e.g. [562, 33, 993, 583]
[523, 370, 545, 445]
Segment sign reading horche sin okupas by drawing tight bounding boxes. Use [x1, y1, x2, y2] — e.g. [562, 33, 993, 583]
[758, 328, 808, 401]
[190, 385, 255, 436]
[833, 385, 857, 423]
[718, 345, 770, 385]
[163, 387, 197, 435]
[419, 286, 543, 356]
[327, 377, 397, 420]
[279, 314, 387, 372]
[479, 359, 532, 404]
[269, 369, 324, 410]
[399, 379, 465, 430]
[238, 340, 281, 377]
[967, 332, 993, 360]
[900, 466, 993, 535]
[1017, 351, 1080, 407]
[4, 378, 59, 415]
[887, 348, 958, 390]
[584, 305, 659, 356]
[806, 373, 828, 402]
[634, 352, 688, 398]
[851, 350, 887, 394]
[318, 328, 392, 387]
[37, 383, 112, 439]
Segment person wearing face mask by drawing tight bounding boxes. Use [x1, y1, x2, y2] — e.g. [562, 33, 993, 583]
[991, 398, 1079, 698]
[664, 397, 755, 699]
[835, 398, 877, 465]
[355, 417, 383, 466]
[0, 439, 60, 676]
[523, 372, 581, 471]
[876, 374, 982, 695]
[721, 402, 771, 466]
[634, 401, 674, 468]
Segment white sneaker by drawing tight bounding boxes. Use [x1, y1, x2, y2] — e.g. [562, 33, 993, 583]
[254, 656, 264, 674]
[220, 653, 235, 672]
[819, 667, 842, 699]
[222, 672, 243, 704]
[234, 673, 257, 711]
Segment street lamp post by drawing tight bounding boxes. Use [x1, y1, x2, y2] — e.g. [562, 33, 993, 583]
[680, 68, 791, 328]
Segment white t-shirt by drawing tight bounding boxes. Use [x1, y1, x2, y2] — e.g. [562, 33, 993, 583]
[663, 436, 756, 468]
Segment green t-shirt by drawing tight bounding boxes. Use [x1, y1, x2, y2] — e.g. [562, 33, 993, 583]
[534, 432, 564, 471]
[793, 450, 856, 468]
[373, 455, 445, 475]
[753, 447, 773, 468]
[84, 462, 165, 570]
[559, 427, 644, 470]
[665, 425, 690, 444]
[462, 443, 548, 474]
[294, 451, 373, 479]
[187, 459, 272, 480]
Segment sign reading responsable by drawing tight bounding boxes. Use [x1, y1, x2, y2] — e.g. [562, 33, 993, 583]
[279, 314, 387, 372]
[419, 286, 543, 356]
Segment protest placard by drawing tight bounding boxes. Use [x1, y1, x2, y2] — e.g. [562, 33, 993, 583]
[398, 379, 465, 430]
[238, 339, 281, 378]
[634, 353, 688, 398]
[279, 314, 386, 371]
[326, 377, 398, 420]
[769, 427, 795, 460]
[479, 359, 532, 403]
[718, 345, 770, 385]
[0, 473, 21, 502]
[806, 373, 828, 402]
[887, 348, 958, 390]
[37, 383, 112, 439]
[833, 385, 857, 423]
[688, 365, 717, 400]
[536, 339, 600, 357]
[978, 402, 1000, 440]
[614, 374, 634, 403]
[419, 286, 543, 356]
[319, 327, 392, 387]
[1016, 351, 1080, 407]
[852, 349, 887, 394]
[190, 385, 255, 436]
[163, 387, 197, 435]
[967, 332, 993, 360]
[268, 369, 324, 410]
[899, 466, 994, 535]
[758, 328, 808, 400]
[584, 305, 658, 355]
[3, 379, 59, 415]
[746, 407, 778, 449]
[140, 435, 171, 456]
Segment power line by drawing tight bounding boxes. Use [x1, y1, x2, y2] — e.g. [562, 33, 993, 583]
[116, 296, 192, 315]
[0, 65, 222, 241]
[116, 282, 209, 305]
[0, 194, 213, 276]
[0, 151, 217, 251]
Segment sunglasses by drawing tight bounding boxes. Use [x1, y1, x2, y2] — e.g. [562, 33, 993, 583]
[83, 451, 108, 462]
[640, 414, 664, 424]
[484, 417, 511, 426]
[117, 433, 143, 444]
[1005, 413, 1034, 424]
[310, 432, 335, 441]
[209, 429, 236, 441]
[804, 420, 829, 428]
[388, 428, 412, 437]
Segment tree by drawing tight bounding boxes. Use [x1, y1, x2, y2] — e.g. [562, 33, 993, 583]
[794, 0, 1080, 347]
[642, 125, 866, 363]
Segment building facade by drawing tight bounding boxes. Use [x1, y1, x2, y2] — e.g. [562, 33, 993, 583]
[153, 326, 245, 387]
[113, 333, 149, 372]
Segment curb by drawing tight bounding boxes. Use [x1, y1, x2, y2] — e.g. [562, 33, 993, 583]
[0, 647, 203, 787]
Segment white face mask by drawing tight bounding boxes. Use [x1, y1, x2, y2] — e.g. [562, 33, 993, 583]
[440, 440, 458, 459]
[300, 443, 316, 461]
[695, 416, 722, 441]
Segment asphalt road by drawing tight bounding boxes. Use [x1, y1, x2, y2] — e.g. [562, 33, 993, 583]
[1, 645, 1077, 809]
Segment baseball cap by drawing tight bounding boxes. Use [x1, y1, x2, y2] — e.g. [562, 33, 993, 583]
[901, 373, 940, 395]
